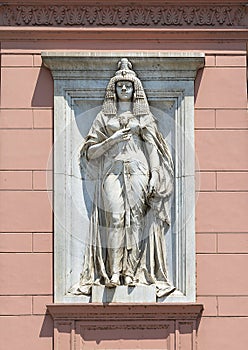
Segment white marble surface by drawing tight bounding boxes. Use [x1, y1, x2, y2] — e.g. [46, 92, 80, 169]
[42, 52, 205, 303]
[92, 285, 157, 303]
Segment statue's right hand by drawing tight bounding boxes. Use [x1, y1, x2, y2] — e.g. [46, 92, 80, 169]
[109, 128, 131, 144]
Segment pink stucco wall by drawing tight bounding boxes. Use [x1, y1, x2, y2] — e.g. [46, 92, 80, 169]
[0, 2, 248, 348]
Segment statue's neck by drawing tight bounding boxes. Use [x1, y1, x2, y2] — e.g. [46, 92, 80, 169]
[117, 102, 132, 114]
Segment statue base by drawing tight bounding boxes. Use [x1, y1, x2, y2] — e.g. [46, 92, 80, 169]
[92, 285, 156, 303]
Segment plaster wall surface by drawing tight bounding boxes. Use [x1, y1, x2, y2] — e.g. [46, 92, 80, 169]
[0, 1, 248, 349]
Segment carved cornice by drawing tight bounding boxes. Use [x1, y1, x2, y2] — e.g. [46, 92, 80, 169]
[0, 4, 247, 27]
[47, 303, 204, 320]
[42, 52, 205, 80]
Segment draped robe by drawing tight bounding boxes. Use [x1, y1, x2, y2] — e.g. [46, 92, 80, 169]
[75, 111, 174, 297]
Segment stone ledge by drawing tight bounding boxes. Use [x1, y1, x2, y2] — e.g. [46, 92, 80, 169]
[47, 303, 203, 320]
[42, 51, 205, 83]
[1, 28, 247, 41]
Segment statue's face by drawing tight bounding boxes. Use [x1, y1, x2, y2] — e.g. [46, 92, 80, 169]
[116, 80, 133, 102]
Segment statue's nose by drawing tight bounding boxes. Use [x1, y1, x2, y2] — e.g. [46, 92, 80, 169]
[122, 84, 127, 91]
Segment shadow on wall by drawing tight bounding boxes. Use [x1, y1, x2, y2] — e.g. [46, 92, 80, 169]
[194, 67, 204, 101]
[32, 66, 54, 108]
[39, 313, 54, 338]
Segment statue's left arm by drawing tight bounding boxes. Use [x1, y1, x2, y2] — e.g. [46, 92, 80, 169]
[141, 115, 174, 224]
[145, 141, 160, 196]
[142, 114, 174, 207]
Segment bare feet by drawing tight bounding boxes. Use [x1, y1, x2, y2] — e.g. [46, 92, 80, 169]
[106, 273, 120, 288]
[124, 275, 135, 286]
[157, 285, 176, 298]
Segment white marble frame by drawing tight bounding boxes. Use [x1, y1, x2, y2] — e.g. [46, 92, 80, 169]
[42, 52, 204, 303]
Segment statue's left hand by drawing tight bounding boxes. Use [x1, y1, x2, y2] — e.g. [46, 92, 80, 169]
[148, 172, 159, 197]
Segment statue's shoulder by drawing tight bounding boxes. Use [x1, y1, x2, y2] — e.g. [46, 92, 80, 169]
[140, 113, 156, 128]
[92, 111, 109, 127]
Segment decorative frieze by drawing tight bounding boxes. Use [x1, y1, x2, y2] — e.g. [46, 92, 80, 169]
[0, 4, 247, 27]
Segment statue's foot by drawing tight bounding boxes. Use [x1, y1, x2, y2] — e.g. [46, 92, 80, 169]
[157, 285, 176, 298]
[106, 273, 120, 288]
[68, 283, 91, 295]
[77, 285, 91, 295]
[124, 276, 135, 286]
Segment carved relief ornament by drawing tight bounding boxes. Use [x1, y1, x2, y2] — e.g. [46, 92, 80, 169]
[0, 4, 247, 27]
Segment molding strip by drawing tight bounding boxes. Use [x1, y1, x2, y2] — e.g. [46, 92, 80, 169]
[47, 303, 204, 320]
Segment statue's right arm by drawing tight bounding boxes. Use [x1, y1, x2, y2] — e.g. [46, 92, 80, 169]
[87, 127, 131, 160]
[86, 138, 113, 160]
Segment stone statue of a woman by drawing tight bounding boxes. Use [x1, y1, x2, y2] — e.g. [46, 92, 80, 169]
[72, 58, 175, 298]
